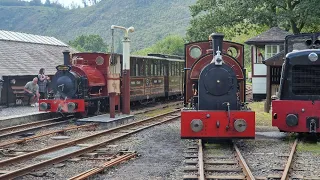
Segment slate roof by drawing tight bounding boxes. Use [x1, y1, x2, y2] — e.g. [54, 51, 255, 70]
[0, 30, 76, 76]
[263, 51, 285, 66]
[245, 27, 292, 45]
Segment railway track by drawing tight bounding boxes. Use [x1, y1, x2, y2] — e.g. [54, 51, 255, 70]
[0, 101, 182, 147]
[0, 115, 74, 139]
[0, 109, 181, 179]
[183, 140, 254, 180]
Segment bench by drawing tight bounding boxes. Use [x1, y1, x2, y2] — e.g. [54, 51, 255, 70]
[11, 86, 30, 106]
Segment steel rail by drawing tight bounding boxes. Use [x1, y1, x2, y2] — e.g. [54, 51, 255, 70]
[281, 138, 298, 180]
[0, 120, 72, 139]
[68, 153, 137, 180]
[0, 123, 97, 148]
[0, 109, 180, 167]
[0, 116, 70, 134]
[233, 143, 255, 180]
[0, 111, 180, 179]
[0, 102, 182, 148]
[198, 139, 205, 180]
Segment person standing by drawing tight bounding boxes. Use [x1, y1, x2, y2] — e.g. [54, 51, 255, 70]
[24, 77, 40, 107]
[38, 68, 50, 99]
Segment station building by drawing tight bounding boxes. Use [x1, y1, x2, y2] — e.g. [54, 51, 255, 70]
[0, 30, 75, 106]
[245, 27, 291, 102]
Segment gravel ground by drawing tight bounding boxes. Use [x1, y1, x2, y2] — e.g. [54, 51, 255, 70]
[290, 143, 320, 179]
[0, 106, 40, 118]
[19, 119, 187, 180]
[204, 143, 243, 177]
[235, 136, 292, 178]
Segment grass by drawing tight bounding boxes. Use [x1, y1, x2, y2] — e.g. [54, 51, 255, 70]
[297, 142, 320, 155]
[204, 143, 229, 155]
[248, 101, 272, 126]
[143, 107, 177, 118]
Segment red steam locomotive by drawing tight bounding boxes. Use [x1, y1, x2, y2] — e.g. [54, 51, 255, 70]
[181, 33, 255, 139]
[39, 51, 184, 117]
[272, 32, 320, 135]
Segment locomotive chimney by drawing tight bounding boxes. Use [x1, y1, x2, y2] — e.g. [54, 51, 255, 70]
[211, 33, 224, 55]
[63, 50, 70, 66]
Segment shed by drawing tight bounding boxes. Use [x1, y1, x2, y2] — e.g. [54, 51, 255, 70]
[245, 27, 291, 101]
[262, 51, 285, 112]
[0, 30, 76, 106]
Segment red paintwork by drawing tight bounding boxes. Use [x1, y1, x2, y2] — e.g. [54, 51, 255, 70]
[181, 110, 255, 138]
[122, 69, 130, 114]
[272, 100, 320, 133]
[71, 53, 121, 100]
[189, 54, 244, 80]
[185, 41, 245, 104]
[72, 65, 106, 87]
[109, 92, 116, 118]
[39, 99, 85, 113]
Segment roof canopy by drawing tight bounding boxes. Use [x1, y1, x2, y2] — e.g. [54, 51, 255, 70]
[263, 51, 285, 66]
[245, 27, 292, 45]
[0, 30, 76, 76]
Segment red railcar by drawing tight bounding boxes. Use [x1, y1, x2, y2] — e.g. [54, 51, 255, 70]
[272, 33, 320, 134]
[181, 33, 255, 139]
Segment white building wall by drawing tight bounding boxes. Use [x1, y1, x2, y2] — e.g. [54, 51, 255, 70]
[254, 64, 267, 76]
[252, 77, 266, 94]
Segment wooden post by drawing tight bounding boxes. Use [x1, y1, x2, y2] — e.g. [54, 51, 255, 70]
[109, 92, 116, 118]
[265, 66, 271, 113]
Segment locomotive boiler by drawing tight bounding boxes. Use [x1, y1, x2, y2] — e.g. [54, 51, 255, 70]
[181, 33, 255, 139]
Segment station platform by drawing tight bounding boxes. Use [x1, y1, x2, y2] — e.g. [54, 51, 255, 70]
[77, 113, 135, 129]
[0, 106, 57, 128]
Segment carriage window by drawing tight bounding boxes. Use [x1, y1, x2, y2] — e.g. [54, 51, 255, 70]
[160, 61, 163, 76]
[130, 58, 136, 76]
[140, 60, 145, 76]
[135, 59, 139, 76]
[154, 60, 158, 76]
[169, 62, 172, 76]
[181, 63, 184, 75]
[145, 60, 149, 76]
[156, 60, 160, 76]
[164, 62, 167, 76]
[174, 62, 178, 76]
[150, 60, 154, 76]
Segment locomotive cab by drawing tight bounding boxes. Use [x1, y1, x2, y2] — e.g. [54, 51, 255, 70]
[272, 33, 320, 134]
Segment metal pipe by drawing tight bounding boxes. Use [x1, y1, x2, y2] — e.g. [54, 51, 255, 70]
[63, 50, 70, 66]
[210, 33, 224, 55]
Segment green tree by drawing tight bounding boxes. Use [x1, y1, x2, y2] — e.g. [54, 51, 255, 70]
[29, 0, 42, 6]
[44, 0, 50, 6]
[69, 34, 108, 53]
[133, 35, 185, 56]
[187, 0, 320, 41]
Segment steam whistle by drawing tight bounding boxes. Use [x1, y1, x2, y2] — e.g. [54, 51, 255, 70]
[211, 47, 223, 65]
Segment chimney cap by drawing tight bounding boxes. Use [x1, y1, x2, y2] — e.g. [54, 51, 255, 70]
[210, 33, 224, 38]
[63, 50, 70, 53]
